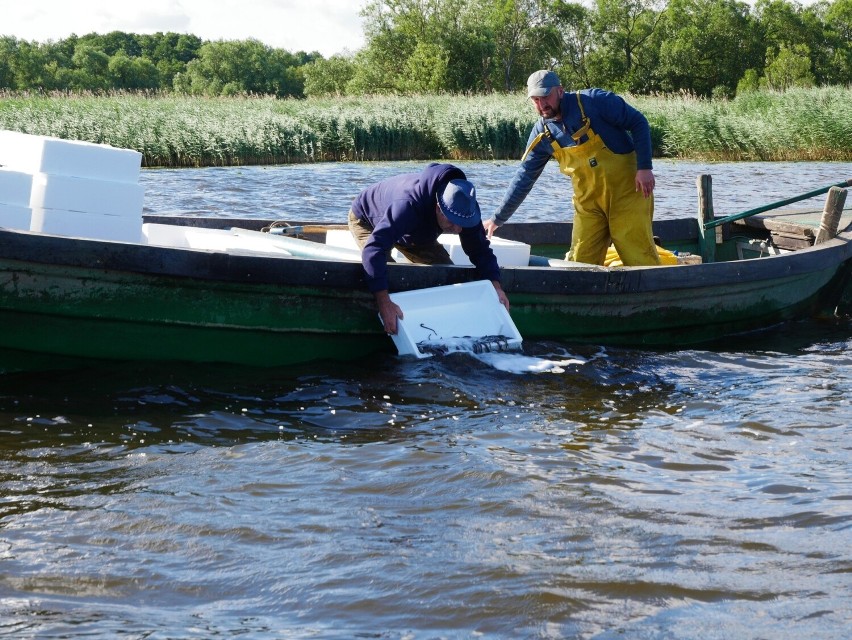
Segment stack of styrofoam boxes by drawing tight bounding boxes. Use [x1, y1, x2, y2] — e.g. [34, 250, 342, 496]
[0, 130, 144, 242]
[0, 166, 34, 231]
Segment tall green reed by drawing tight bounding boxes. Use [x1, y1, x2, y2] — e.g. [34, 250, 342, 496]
[635, 87, 852, 161]
[1, 89, 849, 166]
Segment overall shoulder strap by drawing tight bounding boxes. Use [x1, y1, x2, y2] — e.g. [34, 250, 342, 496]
[521, 119, 562, 162]
[571, 92, 591, 142]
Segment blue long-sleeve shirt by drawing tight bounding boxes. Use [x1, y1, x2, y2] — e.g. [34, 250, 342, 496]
[493, 88, 653, 225]
[351, 163, 500, 293]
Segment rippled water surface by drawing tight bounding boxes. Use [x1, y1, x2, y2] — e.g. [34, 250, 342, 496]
[2, 160, 851, 639]
[141, 158, 852, 222]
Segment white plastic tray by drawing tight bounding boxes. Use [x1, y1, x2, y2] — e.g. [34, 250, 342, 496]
[386, 281, 522, 358]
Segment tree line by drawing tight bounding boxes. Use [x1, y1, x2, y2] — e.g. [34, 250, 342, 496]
[1, 0, 850, 100]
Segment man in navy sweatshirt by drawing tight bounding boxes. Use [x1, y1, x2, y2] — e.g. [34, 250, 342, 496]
[349, 162, 509, 335]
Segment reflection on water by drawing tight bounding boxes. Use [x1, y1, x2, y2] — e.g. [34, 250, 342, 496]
[1, 318, 850, 638]
[2, 160, 851, 638]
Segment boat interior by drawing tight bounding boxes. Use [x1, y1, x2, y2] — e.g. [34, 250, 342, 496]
[141, 196, 852, 269]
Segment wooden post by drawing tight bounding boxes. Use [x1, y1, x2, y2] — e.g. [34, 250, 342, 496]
[815, 186, 848, 244]
[697, 174, 716, 263]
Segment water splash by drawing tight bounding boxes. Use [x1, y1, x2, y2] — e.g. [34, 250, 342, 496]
[474, 351, 586, 374]
[416, 334, 585, 373]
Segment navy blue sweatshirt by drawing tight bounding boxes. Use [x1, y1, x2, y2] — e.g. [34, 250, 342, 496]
[351, 163, 500, 292]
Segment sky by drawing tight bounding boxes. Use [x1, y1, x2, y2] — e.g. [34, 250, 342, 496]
[1, 0, 369, 58]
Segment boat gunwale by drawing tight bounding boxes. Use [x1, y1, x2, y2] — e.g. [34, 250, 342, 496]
[1, 219, 850, 299]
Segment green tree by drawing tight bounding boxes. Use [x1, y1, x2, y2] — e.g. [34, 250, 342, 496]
[549, 1, 595, 89]
[402, 41, 449, 92]
[761, 43, 815, 89]
[356, 0, 557, 94]
[303, 55, 357, 96]
[823, 0, 852, 84]
[481, 0, 557, 92]
[754, 0, 833, 82]
[138, 32, 202, 89]
[586, 0, 665, 93]
[423, 0, 495, 93]
[736, 67, 761, 93]
[78, 31, 143, 57]
[440, 15, 498, 92]
[0, 36, 19, 89]
[350, 1, 420, 93]
[657, 0, 762, 97]
[828, 0, 852, 42]
[6, 40, 63, 91]
[173, 39, 309, 97]
[0, 1, 847, 97]
[107, 52, 160, 90]
[755, 0, 811, 49]
[70, 44, 110, 91]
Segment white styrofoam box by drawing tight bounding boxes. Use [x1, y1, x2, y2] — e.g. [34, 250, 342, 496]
[143, 222, 207, 248]
[0, 203, 32, 230]
[143, 222, 190, 247]
[0, 168, 34, 206]
[233, 228, 361, 261]
[438, 233, 530, 267]
[30, 172, 145, 217]
[31, 208, 142, 243]
[142, 224, 294, 256]
[387, 280, 522, 358]
[0, 130, 142, 183]
[326, 228, 359, 250]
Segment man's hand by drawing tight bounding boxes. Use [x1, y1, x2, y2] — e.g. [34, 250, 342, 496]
[482, 218, 500, 239]
[375, 290, 404, 335]
[492, 281, 510, 311]
[635, 169, 655, 198]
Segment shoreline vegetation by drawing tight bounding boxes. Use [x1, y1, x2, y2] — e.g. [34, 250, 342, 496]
[1, 88, 851, 168]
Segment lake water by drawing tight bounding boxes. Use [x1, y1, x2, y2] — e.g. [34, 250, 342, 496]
[1, 160, 851, 639]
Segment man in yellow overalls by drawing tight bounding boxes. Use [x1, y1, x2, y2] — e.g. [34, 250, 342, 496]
[484, 70, 660, 266]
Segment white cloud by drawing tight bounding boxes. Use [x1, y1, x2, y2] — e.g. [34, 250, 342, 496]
[0, 0, 367, 57]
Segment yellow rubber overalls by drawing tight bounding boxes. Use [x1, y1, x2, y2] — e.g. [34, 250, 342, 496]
[523, 93, 660, 266]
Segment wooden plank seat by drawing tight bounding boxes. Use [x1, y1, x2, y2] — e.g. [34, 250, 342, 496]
[731, 212, 817, 251]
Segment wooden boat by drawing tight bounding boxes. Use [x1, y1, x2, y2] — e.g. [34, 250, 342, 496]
[0, 181, 850, 368]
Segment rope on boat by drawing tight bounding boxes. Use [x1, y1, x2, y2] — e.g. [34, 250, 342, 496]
[261, 221, 349, 235]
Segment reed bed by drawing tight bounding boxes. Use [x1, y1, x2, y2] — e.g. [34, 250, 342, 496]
[0, 89, 850, 167]
[633, 87, 852, 161]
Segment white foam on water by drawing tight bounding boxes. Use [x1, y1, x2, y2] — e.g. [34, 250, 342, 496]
[473, 351, 586, 374]
[415, 335, 587, 374]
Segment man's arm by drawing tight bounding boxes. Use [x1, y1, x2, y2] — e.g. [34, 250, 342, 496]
[487, 125, 551, 236]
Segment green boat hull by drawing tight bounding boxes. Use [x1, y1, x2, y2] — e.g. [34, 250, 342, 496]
[1, 216, 850, 368]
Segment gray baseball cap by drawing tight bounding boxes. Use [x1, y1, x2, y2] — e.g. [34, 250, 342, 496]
[527, 70, 561, 97]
